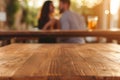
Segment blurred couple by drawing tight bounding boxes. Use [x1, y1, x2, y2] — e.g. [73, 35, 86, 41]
[38, 0, 86, 43]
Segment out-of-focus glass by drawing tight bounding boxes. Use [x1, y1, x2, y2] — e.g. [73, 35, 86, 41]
[87, 16, 98, 31]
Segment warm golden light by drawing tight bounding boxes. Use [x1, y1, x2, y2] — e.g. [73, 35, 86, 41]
[110, 0, 120, 15]
[19, 0, 59, 8]
[28, 0, 45, 8]
[76, 0, 103, 8]
[19, 0, 46, 8]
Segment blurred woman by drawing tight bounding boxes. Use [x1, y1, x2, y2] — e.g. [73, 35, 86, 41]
[38, 0, 60, 43]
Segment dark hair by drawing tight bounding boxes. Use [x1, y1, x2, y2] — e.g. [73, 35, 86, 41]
[60, 0, 71, 6]
[38, 0, 52, 29]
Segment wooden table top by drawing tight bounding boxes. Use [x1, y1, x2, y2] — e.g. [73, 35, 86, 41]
[1, 43, 120, 80]
[0, 30, 120, 38]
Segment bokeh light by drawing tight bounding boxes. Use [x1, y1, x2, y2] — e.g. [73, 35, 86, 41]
[76, 0, 103, 8]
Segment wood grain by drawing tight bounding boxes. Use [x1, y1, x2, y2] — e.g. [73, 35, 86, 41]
[0, 44, 120, 80]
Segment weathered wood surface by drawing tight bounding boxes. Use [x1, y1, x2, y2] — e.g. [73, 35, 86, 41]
[0, 44, 120, 80]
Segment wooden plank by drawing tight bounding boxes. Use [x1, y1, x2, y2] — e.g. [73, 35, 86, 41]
[0, 44, 41, 77]
[0, 30, 120, 38]
[1, 30, 120, 43]
[0, 44, 120, 80]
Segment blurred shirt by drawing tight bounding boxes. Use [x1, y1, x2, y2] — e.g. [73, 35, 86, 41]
[60, 10, 86, 43]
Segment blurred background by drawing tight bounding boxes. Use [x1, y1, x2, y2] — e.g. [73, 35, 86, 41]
[0, 0, 119, 30]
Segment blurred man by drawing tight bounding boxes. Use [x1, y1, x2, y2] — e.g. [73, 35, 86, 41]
[59, 0, 86, 43]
